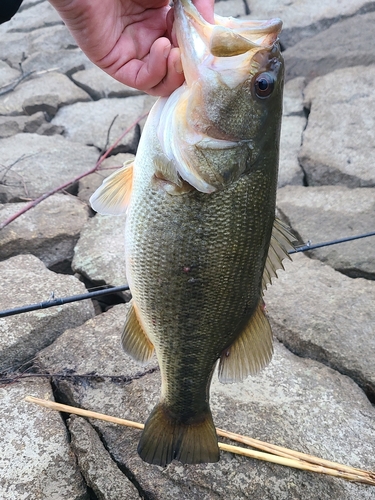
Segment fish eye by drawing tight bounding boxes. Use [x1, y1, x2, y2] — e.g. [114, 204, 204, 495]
[254, 72, 275, 99]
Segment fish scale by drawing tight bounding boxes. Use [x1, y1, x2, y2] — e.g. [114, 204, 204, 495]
[90, 0, 293, 466]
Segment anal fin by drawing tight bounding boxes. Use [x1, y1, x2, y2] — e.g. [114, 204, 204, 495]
[90, 159, 133, 215]
[218, 300, 273, 384]
[122, 301, 154, 364]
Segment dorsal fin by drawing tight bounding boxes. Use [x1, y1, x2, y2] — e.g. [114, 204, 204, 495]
[262, 218, 296, 291]
[218, 300, 273, 383]
[122, 301, 154, 365]
[90, 160, 134, 215]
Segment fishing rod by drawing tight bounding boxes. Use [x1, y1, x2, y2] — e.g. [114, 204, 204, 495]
[0, 230, 374, 318]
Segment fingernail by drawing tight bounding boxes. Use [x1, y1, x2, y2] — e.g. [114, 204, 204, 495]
[174, 56, 183, 74]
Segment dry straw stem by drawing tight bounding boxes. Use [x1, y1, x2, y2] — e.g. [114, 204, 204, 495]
[0, 112, 148, 230]
[25, 396, 375, 485]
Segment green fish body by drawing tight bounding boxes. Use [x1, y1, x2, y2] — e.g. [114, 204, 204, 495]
[91, 0, 294, 466]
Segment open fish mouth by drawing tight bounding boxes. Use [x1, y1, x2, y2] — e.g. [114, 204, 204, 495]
[174, 0, 282, 86]
[153, 0, 284, 194]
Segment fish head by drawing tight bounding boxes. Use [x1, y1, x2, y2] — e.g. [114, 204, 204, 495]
[157, 0, 284, 193]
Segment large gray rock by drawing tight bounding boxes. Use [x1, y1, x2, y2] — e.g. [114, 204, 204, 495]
[283, 76, 306, 117]
[214, 0, 247, 17]
[69, 416, 140, 500]
[0, 60, 21, 89]
[284, 13, 375, 82]
[28, 23, 78, 52]
[71, 66, 144, 100]
[0, 254, 95, 372]
[78, 153, 135, 205]
[39, 311, 375, 500]
[0, 378, 88, 500]
[279, 115, 305, 187]
[265, 253, 375, 401]
[51, 96, 148, 153]
[0, 193, 89, 268]
[0, 71, 91, 117]
[0, 133, 99, 203]
[246, 0, 375, 48]
[300, 66, 375, 187]
[0, 112, 47, 138]
[22, 48, 91, 76]
[277, 185, 375, 277]
[72, 213, 128, 287]
[0, 1, 62, 34]
[37, 304, 158, 382]
[278, 78, 306, 187]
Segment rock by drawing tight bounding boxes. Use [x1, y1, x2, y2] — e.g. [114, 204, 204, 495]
[72, 213, 128, 287]
[278, 78, 306, 187]
[35, 121, 65, 136]
[0, 116, 21, 137]
[283, 77, 306, 117]
[22, 48, 90, 76]
[0, 254, 95, 371]
[69, 416, 140, 500]
[284, 13, 375, 82]
[36, 304, 158, 383]
[42, 326, 375, 499]
[278, 115, 305, 187]
[0, 1, 62, 34]
[0, 378, 88, 500]
[71, 67, 144, 100]
[265, 253, 375, 401]
[277, 185, 375, 278]
[0, 60, 21, 88]
[0, 133, 99, 203]
[214, 0, 247, 17]
[0, 30, 39, 68]
[0, 71, 91, 117]
[0, 193, 89, 268]
[78, 153, 135, 205]
[246, 0, 375, 48]
[300, 65, 375, 187]
[51, 96, 151, 153]
[19, 0, 45, 9]
[29, 24, 78, 52]
[0, 111, 54, 139]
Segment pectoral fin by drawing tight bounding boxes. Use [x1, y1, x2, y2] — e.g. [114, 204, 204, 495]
[122, 301, 154, 364]
[262, 218, 296, 291]
[218, 300, 273, 383]
[90, 160, 133, 215]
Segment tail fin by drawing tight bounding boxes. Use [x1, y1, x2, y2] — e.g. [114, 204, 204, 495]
[138, 403, 219, 466]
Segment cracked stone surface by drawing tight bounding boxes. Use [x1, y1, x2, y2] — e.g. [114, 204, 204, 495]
[72, 214, 128, 287]
[277, 185, 375, 277]
[0, 378, 88, 500]
[0, 193, 89, 267]
[38, 310, 375, 499]
[265, 253, 375, 401]
[69, 415, 140, 500]
[1, 1, 374, 498]
[300, 65, 375, 187]
[0, 254, 95, 372]
[0, 134, 99, 202]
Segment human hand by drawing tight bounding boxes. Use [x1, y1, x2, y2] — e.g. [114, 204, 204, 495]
[48, 0, 214, 96]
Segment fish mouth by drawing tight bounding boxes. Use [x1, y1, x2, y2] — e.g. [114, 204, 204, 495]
[156, 0, 284, 194]
[174, 0, 282, 85]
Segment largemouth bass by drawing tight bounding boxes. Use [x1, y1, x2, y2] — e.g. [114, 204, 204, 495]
[91, 0, 294, 466]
